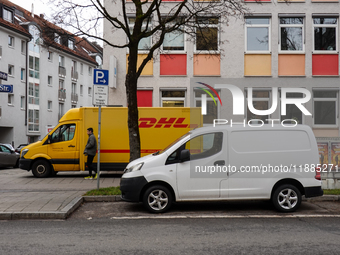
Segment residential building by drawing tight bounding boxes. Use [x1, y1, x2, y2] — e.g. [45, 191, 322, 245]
[0, 0, 102, 146]
[103, 1, 340, 172]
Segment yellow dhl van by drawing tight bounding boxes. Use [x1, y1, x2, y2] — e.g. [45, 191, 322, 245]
[19, 107, 202, 177]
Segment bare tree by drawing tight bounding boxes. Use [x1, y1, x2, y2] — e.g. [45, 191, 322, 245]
[49, 0, 248, 161]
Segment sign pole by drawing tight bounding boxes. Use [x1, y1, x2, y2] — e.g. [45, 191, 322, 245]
[97, 105, 101, 190]
[93, 68, 109, 190]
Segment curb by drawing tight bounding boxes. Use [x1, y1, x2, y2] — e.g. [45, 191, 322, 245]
[83, 195, 122, 202]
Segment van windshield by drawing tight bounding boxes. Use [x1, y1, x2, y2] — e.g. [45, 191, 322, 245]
[156, 132, 191, 155]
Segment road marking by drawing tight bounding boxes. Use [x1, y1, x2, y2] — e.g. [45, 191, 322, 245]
[110, 214, 340, 220]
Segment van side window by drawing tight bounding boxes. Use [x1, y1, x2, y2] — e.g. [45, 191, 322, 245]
[165, 132, 223, 164]
[51, 124, 76, 143]
[185, 132, 223, 161]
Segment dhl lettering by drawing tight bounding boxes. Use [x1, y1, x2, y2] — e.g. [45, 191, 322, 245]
[155, 118, 177, 128]
[139, 118, 157, 128]
[139, 118, 189, 128]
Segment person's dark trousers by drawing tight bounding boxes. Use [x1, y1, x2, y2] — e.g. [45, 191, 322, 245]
[86, 155, 97, 177]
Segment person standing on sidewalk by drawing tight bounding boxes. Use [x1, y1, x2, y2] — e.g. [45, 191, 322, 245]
[84, 127, 97, 179]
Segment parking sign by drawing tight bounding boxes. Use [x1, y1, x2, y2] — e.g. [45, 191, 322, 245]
[94, 69, 109, 85]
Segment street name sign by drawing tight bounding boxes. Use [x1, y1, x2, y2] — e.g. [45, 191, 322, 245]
[0, 84, 13, 93]
[0, 71, 8, 81]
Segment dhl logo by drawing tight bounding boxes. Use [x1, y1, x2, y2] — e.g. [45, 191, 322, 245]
[139, 118, 197, 128]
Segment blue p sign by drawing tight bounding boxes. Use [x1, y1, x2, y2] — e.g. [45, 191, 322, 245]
[93, 69, 109, 85]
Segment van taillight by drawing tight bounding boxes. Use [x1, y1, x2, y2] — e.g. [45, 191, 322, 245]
[315, 167, 321, 180]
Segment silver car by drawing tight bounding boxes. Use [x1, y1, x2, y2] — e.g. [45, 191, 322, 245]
[0, 144, 20, 168]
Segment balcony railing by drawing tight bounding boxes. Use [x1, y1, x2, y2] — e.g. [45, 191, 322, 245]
[71, 93, 78, 103]
[58, 89, 66, 101]
[71, 70, 78, 81]
[59, 66, 66, 77]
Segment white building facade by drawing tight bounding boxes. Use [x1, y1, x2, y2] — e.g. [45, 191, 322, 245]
[0, 0, 102, 147]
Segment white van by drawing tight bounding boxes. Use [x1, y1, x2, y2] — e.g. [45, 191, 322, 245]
[120, 125, 323, 213]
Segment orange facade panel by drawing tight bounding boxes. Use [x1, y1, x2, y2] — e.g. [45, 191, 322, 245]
[126, 54, 153, 76]
[278, 54, 305, 76]
[193, 54, 220, 76]
[244, 54, 271, 76]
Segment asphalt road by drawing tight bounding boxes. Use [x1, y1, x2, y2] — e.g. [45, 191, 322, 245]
[1, 217, 340, 255]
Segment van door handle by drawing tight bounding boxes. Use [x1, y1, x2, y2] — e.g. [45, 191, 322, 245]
[214, 160, 225, 166]
[68, 145, 75, 148]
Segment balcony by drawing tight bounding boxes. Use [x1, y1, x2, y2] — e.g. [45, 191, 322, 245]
[59, 66, 66, 77]
[71, 70, 78, 81]
[71, 93, 78, 104]
[58, 89, 66, 102]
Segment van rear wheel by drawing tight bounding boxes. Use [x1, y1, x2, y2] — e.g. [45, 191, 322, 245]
[143, 185, 173, 213]
[32, 160, 51, 178]
[272, 184, 301, 213]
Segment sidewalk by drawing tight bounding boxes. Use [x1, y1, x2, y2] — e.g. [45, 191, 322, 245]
[0, 169, 121, 220]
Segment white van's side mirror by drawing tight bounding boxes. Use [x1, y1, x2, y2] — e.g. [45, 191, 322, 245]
[180, 149, 190, 162]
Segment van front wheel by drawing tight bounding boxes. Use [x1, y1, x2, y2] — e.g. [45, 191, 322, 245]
[32, 160, 51, 178]
[143, 185, 173, 213]
[272, 184, 301, 213]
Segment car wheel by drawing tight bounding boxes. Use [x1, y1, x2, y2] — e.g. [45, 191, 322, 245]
[32, 160, 51, 178]
[143, 185, 173, 213]
[272, 184, 301, 213]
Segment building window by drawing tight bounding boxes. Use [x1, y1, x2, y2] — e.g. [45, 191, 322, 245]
[128, 17, 152, 51]
[28, 25, 40, 53]
[68, 39, 74, 50]
[8, 65, 14, 76]
[245, 18, 271, 52]
[0, 107, 1, 118]
[280, 92, 303, 124]
[59, 55, 65, 67]
[313, 17, 337, 52]
[80, 63, 83, 74]
[48, 51, 53, 61]
[48, 76, 52, 86]
[58, 103, 64, 120]
[3, 8, 13, 23]
[279, 17, 304, 52]
[8, 94, 14, 105]
[195, 89, 219, 124]
[55, 33, 60, 44]
[8, 36, 14, 47]
[29, 56, 39, 79]
[28, 83, 39, 105]
[21, 68, 25, 81]
[161, 90, 185, 107]
[88, 67, 92, 76]
[80, 85, 83, 96]
[21, 40, 26, 54]
[28, 109, 39, 131]
[72, 83, 76, 94]
[21, 96, 25, 110]
[48, 100, 52, 111]
[196, 17, 219, 52]
[313, 91, 337, 126]
[59, 79, 64, 89]
[88, 87, 92, 96]
[163, 18, 185, 51]
[246, 90, 271, 124]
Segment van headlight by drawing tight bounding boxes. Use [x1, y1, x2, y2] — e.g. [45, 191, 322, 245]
[124, 163, 143, 173]
[21, 149, 28, 158]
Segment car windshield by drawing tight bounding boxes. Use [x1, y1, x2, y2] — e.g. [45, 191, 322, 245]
[157, 132, 191, 155]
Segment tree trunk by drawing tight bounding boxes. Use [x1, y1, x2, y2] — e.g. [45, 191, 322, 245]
[125, 50, 141, 162]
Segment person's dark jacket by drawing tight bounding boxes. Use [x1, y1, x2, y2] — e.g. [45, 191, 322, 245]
[84, 133, 97, 156]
